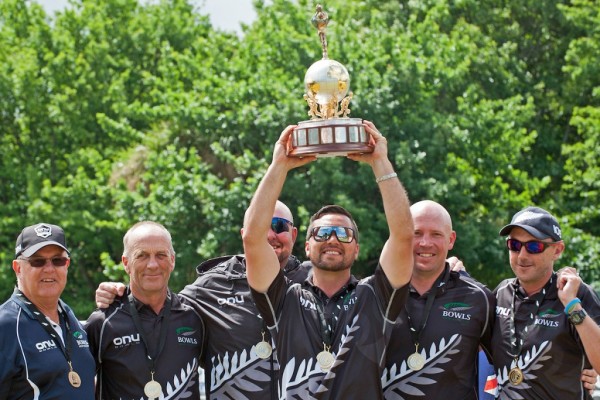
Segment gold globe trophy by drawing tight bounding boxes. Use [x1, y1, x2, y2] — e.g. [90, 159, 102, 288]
[289, 5, 373, 157]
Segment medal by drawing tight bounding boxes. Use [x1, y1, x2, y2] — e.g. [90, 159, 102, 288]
[128, 294, 170, 400]
[15, 297, 84, 392]
[254, 331, 273, 359]
[407, 352, 425, 371]
[405, 274, 448, 374]
[255, 341, 273, 359]
[68, 370, 81, 387]
[144, 379, 163, 398]
[505, 278, 553, 389]
[508, 366, 523, 385]
[317, 345, 335, 371]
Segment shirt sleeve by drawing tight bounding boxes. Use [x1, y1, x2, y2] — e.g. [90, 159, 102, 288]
[370, 264, 409, 322]
[250, 269, 289, 327]
[83, 310, 105, 370]
[479, 286, 496, 363]
[0, 309, 19, 399]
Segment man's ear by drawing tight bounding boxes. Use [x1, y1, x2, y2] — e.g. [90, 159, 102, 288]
[448, 231, 457, 251]
[122, 256, 130, 274]
[12, 259, 21, 275]
[552, 242, 566, 260]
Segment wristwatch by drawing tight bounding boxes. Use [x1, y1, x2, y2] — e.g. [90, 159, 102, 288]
[568, 309, 587, 325]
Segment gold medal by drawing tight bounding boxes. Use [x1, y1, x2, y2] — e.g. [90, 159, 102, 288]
[316, 350, 335, 371]
[255, 341, 273, 359]
[68, 370, 81, 387]
[508, 366, 523, 385]
[407, 352, 426, 371]
[144, 380, 163, 398]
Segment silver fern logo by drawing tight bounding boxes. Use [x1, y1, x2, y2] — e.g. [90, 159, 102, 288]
[381, 334, 462, 398]
[496, 341, 552, 400]
[160, 359, 199, 399]
[209, 347, 274, 398]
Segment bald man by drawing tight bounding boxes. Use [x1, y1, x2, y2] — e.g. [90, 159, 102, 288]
[382, 200, 495, 399]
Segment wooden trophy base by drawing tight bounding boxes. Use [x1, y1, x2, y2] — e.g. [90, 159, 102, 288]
[289, 118, 373, 157]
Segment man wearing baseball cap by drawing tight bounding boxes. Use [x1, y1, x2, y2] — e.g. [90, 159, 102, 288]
[492, 207, 600, 399]
[0, 223, 95, 398]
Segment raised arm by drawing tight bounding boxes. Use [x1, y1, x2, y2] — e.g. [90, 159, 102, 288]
[347, 120, 413, 288]
[242, 126, 315, 293]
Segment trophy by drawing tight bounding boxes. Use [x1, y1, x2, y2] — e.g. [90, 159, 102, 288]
[289, 5, 373, 157]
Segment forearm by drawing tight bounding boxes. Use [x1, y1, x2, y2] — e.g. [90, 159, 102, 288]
[374, 159, 413, 288]
[243, 164, 288, 292]
[575, 311, 600, 371]
[244, 163, 287, 239]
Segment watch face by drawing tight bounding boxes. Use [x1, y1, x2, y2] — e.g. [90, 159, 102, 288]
[569, 309, 587, 325]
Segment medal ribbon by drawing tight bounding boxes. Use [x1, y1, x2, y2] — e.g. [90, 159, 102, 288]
[314, 287, 352, 351]
[13, 288, 76, 372]
[508, 274, 555, 360]
[128, 292, 172, 378]
[406, 269, 450, 352]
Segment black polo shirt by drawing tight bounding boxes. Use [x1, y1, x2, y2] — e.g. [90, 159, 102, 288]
[252, 265, 408, 399]
[179, 254, 309, 399]
[85, 289, 205, 400]
[492, 273, 600, 399]
[383, 265, 495, 399]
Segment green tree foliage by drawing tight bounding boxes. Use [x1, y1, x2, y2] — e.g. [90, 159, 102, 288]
[1, 0, 599, 316]
[559, 0, 600, 288]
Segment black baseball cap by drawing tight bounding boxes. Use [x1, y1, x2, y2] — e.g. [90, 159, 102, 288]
[15, 223, 70, 258]
[499, 207, 562, 241]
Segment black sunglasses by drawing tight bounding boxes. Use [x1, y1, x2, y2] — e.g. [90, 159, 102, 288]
[310, 226, 355, 243]
[19, 256, 69, 268]
[506, 238, 560, 254]
[271, 217, 293, 234]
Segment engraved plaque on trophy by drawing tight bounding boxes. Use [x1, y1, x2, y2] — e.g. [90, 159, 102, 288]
[289, 5, 373, 157]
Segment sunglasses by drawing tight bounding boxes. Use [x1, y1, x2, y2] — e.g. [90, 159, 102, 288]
[271, 217, 293, 234]
[19, 256, 69, 268]
[506, 239, 560, 254]
[310, 226, 356, 243]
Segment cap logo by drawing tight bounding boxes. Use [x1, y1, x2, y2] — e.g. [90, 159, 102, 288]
[34, 224, 53, 239]
[553, 225, 562, 239]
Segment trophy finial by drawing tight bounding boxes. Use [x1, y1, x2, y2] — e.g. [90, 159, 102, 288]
[311, 4, 329, 60]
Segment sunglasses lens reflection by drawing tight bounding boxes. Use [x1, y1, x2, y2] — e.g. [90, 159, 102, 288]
[526, 242, 545, 253]
[271, 218, 291, 234]
[27, 257, 69, 267]
[313, 226, 354, 243]
[507, 239, 545, 254]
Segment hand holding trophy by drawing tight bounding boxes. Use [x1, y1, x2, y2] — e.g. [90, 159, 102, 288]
[289, 4, 373, 157]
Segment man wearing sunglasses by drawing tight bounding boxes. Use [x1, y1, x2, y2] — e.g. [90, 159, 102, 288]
[243, 121, 413, 398]
[93, 201, 310, 399]
[492, 206, 600, 399]
[0, 223, 95, 398]
[381, 200, 495, 399]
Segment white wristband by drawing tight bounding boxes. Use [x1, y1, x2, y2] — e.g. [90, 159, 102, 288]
[375, 172, 398, 183]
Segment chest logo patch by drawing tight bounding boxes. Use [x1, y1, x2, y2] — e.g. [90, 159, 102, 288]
[441, 302, 473, 321]
[176, 327, 198, 345]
